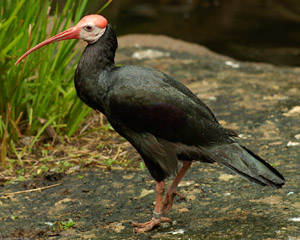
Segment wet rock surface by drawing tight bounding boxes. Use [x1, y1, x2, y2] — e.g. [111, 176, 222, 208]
[1, 35, 300, 239]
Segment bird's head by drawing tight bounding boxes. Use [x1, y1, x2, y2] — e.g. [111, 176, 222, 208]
[15, 14, 108, 65]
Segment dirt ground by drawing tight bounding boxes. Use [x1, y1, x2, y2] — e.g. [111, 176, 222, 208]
[1, 35, 300, 239]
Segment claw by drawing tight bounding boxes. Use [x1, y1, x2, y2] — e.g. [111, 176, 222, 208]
[132, 217, 172, 233]
[174, 190, 185, 200]
[132, 219, 153, 228]
[162, 189, 185, 215]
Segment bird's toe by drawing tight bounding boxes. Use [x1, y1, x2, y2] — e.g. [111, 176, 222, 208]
[132, 217, 172, 233]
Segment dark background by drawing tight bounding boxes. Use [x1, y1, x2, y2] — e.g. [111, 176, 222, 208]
[52, 0, 300, 66]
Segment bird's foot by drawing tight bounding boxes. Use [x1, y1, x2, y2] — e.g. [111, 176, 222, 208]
[132, 213, 172, 233]
[162, 189, 185, 215]
[173, 190, 185, 200]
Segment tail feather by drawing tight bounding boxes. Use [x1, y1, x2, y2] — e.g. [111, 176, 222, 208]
[202, 143, 285, 188]
[242, 146, 285, 185]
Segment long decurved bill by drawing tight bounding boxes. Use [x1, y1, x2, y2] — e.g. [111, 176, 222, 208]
[15, 26, 80, 65]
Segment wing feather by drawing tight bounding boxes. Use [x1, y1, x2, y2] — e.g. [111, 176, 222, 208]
[105, 66, 232, 147]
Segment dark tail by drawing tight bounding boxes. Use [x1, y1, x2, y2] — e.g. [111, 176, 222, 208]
[201, 142, 285, 188]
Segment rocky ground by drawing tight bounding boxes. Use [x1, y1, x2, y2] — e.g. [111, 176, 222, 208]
[1, 34, 300, 239]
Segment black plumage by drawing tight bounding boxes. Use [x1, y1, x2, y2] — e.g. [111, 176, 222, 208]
[16, 15, 285, 232]
[75, 24, 284, 186]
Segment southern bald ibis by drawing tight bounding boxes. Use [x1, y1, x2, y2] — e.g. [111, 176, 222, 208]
[16, 15, 285, 233]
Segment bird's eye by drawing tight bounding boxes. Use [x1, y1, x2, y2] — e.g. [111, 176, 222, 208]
[85, 25, 93, 31]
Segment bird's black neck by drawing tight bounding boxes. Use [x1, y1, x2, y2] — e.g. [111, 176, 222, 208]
[74, 24, 118, 111]
[77, 24, 118, 74]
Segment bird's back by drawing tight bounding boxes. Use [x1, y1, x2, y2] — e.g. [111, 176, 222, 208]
[103, 65, 233, 147]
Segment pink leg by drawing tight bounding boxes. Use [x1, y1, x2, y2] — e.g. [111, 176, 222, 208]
[132, 181, 172, 233]
[162, 161, 192, 215]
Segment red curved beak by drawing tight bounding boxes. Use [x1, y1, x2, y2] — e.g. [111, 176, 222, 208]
[15, 26, 80, 65]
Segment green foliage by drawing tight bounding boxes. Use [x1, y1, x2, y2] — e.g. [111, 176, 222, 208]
[104, 158, 113, 166]
[0, 0, 91, 164]
[54, 219, 76, 230]
[139, 161, 145, 170]
[54, 160, 74, 173]
[10, 215, 19, 220]
[61, 219, 75, 229]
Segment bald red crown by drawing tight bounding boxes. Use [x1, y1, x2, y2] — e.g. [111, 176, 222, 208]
[77, 14, 108, 29]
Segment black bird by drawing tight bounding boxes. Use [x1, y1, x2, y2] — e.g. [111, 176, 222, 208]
[16, 15, 285, 233]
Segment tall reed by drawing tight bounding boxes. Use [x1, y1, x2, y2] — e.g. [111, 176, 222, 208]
[0, 0, 91, 164]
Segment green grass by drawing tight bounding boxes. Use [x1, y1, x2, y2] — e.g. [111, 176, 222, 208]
[0, 0, 92, 165]
[52, 219, 76, 231]
[0, 0, 133, 178]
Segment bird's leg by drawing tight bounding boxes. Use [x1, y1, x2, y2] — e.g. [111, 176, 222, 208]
[162, 161, 192, 215]
[132, 181, 172, 233]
